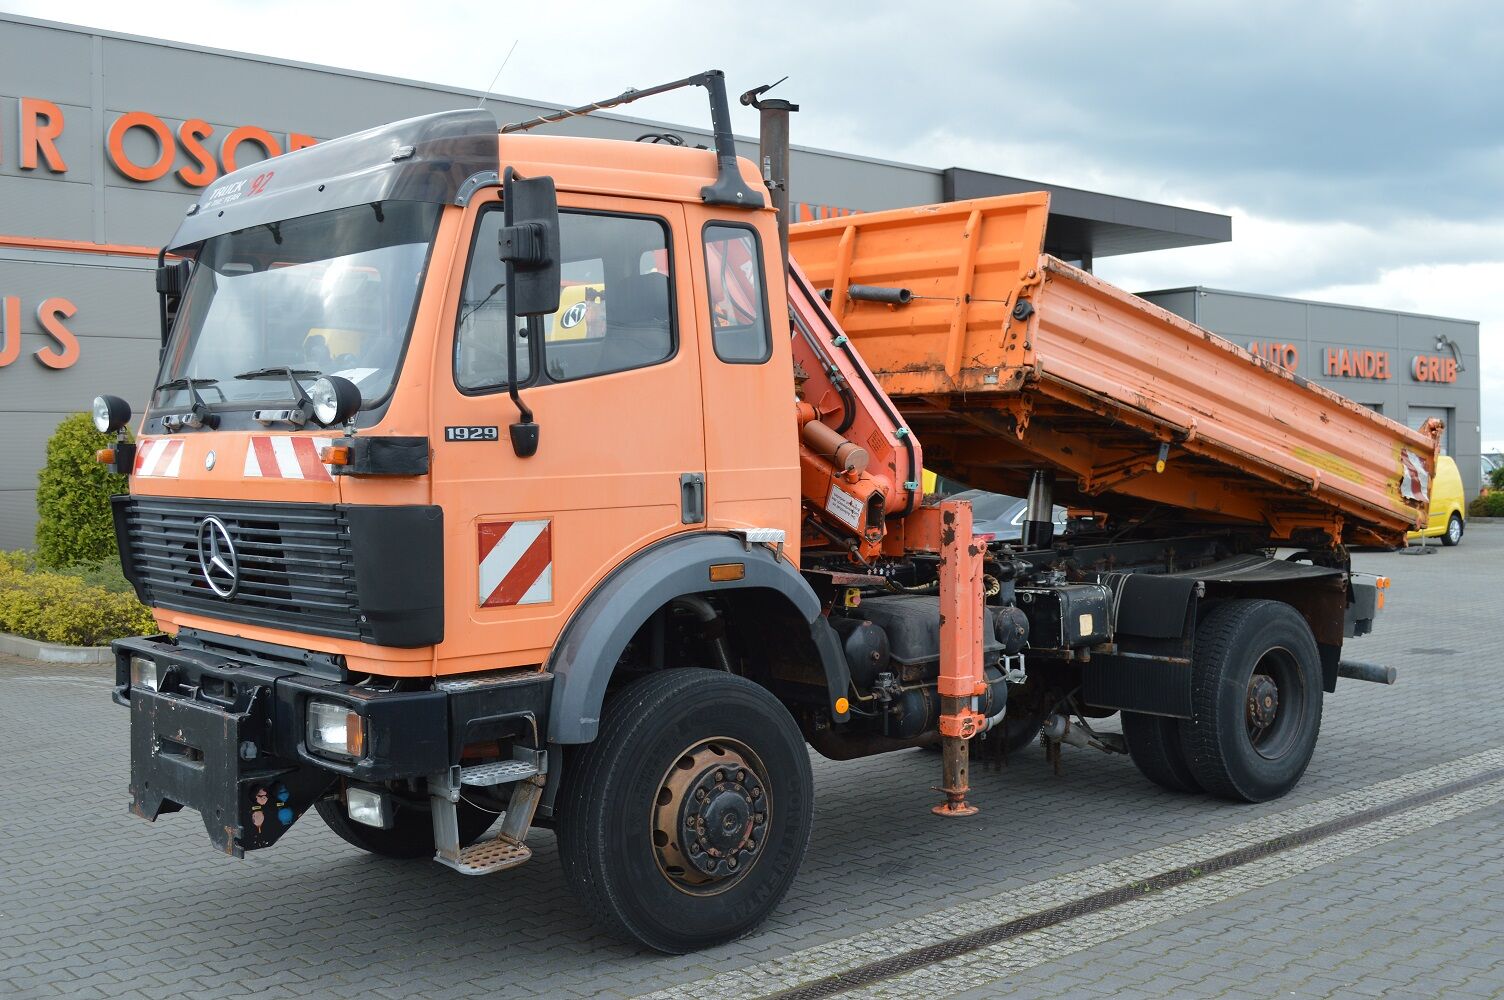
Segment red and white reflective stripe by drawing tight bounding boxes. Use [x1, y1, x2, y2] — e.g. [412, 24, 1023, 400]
[1399, 449, 1431, 503]
[477, 519, 553, 608]
[133, 438, 184, 478]
[244, 435, 335, 481]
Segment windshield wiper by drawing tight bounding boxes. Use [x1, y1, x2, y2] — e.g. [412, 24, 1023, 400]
[155, 376, 220, 394]
[153, 376, 222, 430]
[234, 367, 319, 427]
[234, 366, 321, 381]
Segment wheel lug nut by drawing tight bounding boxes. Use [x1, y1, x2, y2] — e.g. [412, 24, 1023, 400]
[715, 769, 725, 782]
[695, 788, 706, 801]
[736, 769, 746, 782]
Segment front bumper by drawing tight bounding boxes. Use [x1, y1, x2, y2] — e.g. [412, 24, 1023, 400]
[114, 633, 541, 857]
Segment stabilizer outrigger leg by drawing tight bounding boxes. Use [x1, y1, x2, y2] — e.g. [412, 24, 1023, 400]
[931, 499, 989, 818]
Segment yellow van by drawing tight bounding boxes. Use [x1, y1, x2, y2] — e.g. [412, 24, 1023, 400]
[1407, 454, 1466, 546]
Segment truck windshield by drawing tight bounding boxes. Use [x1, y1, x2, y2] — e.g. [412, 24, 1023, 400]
[157, 200, 443, 412]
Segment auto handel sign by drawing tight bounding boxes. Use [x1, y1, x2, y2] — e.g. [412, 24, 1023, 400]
[2, 98, 320, 376]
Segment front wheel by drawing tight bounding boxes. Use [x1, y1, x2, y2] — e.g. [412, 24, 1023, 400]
[558, 669, 814, 953]
[1442, 512, 1464, 546]
[1180, 600, 1324, 802]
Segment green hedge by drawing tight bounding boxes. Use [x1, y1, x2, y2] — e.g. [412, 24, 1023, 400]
[1469, 492, 1504, 518]
[34, 412, 130, 569]
[0, 551, 155, 646]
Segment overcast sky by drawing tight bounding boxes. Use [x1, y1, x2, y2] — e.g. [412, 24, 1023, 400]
[9, 0, 1500, 444]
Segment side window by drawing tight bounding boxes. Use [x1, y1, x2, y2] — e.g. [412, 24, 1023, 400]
[455, 209, 528, 392]
[455, 209, 675, 392]
[703, 224, 771, 364]
[543, 213, 674, 381]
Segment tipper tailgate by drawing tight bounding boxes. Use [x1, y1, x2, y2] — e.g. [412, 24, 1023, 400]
[790, 194, 1440, 547]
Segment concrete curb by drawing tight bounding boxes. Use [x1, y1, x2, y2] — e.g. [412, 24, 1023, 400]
[0, 631, 113, 665]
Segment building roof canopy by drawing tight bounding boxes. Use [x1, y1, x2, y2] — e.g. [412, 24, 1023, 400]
[942, 167, 1231, 261]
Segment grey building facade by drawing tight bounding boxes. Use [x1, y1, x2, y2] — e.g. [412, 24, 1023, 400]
[0, 12, 1480, 548]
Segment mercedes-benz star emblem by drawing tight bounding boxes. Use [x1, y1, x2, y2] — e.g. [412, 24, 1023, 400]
[196, 516, 239, 598]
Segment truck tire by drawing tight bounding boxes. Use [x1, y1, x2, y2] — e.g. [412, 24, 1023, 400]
[557, 668, 814, 953]
[315, 792, 494, 860]
[1121, 712, 1202, 793]
[1179, 600, 1323, 803]
[1443, 512, 1464, 546]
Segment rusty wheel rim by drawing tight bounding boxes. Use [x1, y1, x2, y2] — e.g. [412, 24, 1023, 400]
[652, 737, 769, 896]
[1245, 646, 1304, 759]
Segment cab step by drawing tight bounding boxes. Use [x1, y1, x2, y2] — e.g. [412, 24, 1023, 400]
[459, 758, 539, 786]
[442, 834, 532, 875]
[429, 752, 546, 876]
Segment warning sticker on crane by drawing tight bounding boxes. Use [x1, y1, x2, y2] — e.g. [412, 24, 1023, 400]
[825, 484, 865, 531]
[478, 519, 553, 607]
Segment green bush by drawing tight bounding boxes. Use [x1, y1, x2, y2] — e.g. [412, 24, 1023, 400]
[1469, 492, 1504, 518]
[0, 550, 155, 646]
[34, 412, 130, 569]
[1490, 466, 1504, 492]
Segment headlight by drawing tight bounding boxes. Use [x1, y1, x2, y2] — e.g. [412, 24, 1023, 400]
[307, 699, 365, 759]
[345, 786, 394, 829]
[129, 655, 158, 691]
[308, 376, 362, 427]
[92, 394, 132, 434]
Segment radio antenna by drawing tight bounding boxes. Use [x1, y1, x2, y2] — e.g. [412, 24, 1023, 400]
[476, 40, 520, 109]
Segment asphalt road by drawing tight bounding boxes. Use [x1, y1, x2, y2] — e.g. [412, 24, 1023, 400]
[2, 527, 1501, 999]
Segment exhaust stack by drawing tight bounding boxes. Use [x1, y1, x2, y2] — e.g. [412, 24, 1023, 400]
[741, 80, 799, 268]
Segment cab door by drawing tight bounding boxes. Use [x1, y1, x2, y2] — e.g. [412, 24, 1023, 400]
[431, 193, 705, 673]
[689, 216, 801, 554]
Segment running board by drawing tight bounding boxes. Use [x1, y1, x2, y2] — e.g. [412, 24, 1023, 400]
[429, 751, 546, 876]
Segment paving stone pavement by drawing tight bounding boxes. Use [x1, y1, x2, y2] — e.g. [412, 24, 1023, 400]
[1, 527, 1500, 999]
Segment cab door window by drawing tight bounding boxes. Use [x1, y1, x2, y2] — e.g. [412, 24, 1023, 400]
[703, 223, 771, 364]
[455, 208, 674, 391]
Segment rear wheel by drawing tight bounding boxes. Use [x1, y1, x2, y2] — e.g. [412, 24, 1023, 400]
[1180, 600, 1323, 802]
[558, 669, 814, 953]
[316, 789, 495, 859]
[1122, 711, 1202, 793]
[1443, 512, 1464, 546]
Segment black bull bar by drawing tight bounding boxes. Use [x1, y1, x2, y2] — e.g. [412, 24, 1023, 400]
[114, 634, 457, 858]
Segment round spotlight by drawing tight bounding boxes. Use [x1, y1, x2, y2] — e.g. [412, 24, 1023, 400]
[309, 376, 362, 427]
[92, 394, 132, 434]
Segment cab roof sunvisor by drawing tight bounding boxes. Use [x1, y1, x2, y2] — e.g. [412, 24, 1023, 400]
[167, 108, 501, 254]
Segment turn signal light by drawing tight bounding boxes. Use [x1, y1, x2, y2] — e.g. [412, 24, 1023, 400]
[834, 697, 850, 714]
[1375, 575, 1391, 611]
[708, 562, 745, 582]
[96, 448, 115, 465]
[319, 445, 351, 466]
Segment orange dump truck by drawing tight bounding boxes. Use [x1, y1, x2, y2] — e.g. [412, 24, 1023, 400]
[95, 71, 1436, 953]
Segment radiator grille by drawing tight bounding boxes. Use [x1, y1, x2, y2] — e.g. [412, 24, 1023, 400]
[121, 497, 367, 642]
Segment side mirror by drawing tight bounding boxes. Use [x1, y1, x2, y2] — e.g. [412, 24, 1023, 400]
[500, 174, 561, 317]
[156, 258, 192, 349]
